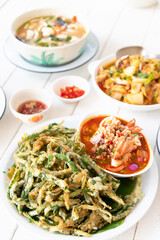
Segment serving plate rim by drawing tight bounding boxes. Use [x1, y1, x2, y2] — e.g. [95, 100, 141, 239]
[0, 86, 7, 120]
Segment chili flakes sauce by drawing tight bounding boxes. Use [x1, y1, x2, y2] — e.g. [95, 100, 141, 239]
[17, 100, 47, 115]
[80, 115, 150, 174]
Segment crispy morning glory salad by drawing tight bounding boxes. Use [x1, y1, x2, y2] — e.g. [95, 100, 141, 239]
[7, 122, 142, 236]
[7, 123, 142, 236]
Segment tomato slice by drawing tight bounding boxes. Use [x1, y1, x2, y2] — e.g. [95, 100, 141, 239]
[72, 16, 77, 23]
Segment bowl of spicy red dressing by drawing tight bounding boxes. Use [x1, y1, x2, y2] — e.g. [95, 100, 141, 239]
[9, 88, 52, 123]
[79, 113, 153, 178]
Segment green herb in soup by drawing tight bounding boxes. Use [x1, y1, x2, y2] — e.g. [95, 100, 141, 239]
[16, 15, 86, 47]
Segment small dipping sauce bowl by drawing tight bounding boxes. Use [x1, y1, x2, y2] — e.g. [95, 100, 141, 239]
[52, 75, 90, 103]
[9, 88, 52, 123]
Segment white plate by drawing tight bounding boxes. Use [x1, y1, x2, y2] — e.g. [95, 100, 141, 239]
[4, 33, 99, 73]
[0, 116, 158, 240]
[0, 87, 7, 119]
[88, 55, 160, 111]
[156, 126, 160, 155]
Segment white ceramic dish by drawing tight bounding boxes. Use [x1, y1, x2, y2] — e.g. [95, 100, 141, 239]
[52, 75, 90, 103]
[78, 112, 153, 178]
[156, 126, 160, 155]
[9, 88, 52, 123]
[88, 54, 160, 111]
[11, 8, 90, 66]
[0, 116, 158, 240]
[123, 0, 157, 8]
[0, 87, 7, 119]
[4, 33, 98, 73]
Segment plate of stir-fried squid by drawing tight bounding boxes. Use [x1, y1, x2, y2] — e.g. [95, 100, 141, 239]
[0, 116, 158, 240]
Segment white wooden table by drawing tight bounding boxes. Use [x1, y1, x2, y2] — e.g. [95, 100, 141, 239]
[0, 0, 160, 239]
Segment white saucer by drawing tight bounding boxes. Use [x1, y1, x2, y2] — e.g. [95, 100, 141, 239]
[0, 87, 6, 119]
[4, 33, 99, 73]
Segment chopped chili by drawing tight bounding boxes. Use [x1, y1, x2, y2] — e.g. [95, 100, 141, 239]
[60, 86, 85, 99]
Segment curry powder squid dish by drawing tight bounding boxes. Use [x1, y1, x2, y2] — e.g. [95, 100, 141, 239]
[97, 55, 160, 105]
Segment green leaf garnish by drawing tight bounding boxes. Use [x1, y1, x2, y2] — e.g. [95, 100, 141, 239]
[50, 36, 62, 41]
[37, 42, 49, 47]
[95, 219, 124, 233]
[132, 133, 139, 136]
[91, 180, 96, 185]
[145, 71, 155, 85]
[109, 71, 113, 77]
[124, 76, 131, 80]
[65, 36, 72, 42]
[116, 178, 137, 198]
[47, 24, 53, 28]
[117, 69, 123, 73]
[97, 148, 104, 155]
[155, 63, 160, 71]
[133, 73, 148, 78]
[34, 38, 41, 43]
[154, 90, 158, 101]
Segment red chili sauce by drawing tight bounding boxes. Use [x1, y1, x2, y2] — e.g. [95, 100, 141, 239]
[17, 100, 47, 115]
[80, 115, 150, 174]
[60, 86, 85, 99]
